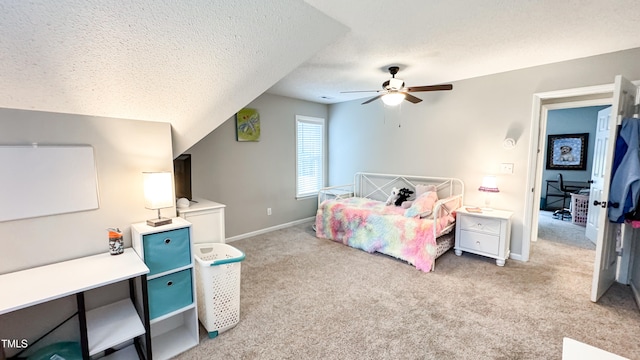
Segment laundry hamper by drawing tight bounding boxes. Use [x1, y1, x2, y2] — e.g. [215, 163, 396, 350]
[571, 194, 589, 226]
[194, 243, 246, 338]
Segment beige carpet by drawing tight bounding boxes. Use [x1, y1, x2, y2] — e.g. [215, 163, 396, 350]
[537, 210, 596, 250]
[176, 219, 639, 360]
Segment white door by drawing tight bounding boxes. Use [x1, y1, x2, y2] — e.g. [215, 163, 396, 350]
[585, 107, 612, 243]
[591, 75, 638, 302]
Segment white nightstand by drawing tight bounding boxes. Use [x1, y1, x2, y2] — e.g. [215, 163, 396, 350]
[454, 208, 513, 266]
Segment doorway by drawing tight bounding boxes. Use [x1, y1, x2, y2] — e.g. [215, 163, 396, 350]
[525, 77, 640, 306]
[537, 105, 610, 250]
[522, 83, 615, 262]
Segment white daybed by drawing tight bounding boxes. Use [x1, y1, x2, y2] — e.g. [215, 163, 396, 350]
[315, 172, 464, 272]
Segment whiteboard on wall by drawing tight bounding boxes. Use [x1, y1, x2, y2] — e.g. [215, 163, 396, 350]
[0, 145, 100, 222]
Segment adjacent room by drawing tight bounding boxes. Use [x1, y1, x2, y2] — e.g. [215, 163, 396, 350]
[1, 1, 639, 359]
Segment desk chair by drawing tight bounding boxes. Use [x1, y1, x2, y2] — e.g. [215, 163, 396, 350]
[553, 173, 573, 221]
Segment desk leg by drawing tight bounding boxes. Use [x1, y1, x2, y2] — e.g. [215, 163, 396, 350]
[130, 275, 152, 360]
[141, 275, 152, 360]
[76, 292, 89, 360]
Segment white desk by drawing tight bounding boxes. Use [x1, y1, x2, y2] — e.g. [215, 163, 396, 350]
[0, 249, 151, 359]
[562, 337, 628, 360]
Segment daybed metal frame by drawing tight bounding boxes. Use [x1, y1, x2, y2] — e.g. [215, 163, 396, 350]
[317, 172, 465, 270]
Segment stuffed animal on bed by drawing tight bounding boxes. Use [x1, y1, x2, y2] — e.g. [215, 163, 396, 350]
[385, 187, 400, 206]
[386, 187, 414, 206]
[395, 188, 414, 206]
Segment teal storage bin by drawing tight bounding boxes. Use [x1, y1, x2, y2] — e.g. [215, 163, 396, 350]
[143, 227, 191, 275]
[148, 268, 193, 319]
[27, 342, 81, 360]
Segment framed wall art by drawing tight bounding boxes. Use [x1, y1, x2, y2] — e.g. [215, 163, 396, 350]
[236, 108, 260, 142]
[546, 133, 589, 170]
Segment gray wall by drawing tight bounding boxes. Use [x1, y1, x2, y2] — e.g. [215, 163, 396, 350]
[542, 106, 608, 204]
[0, 109, 174, 355]
[186, 93, 328, 238]
[327, 47, 640, 259]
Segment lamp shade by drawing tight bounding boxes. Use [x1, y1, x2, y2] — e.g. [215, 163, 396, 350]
[381, 92, 406, 106]
[143, 172, 174, 210]
[478, 175, 499, 193]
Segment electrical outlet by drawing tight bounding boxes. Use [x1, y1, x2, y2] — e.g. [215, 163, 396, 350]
[500, 163, 514, 174]
[267, 208, 272, 216]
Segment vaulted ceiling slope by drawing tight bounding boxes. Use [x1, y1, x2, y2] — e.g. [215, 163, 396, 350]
[4, 1, 640, 157]
[0, 1, 347, 155]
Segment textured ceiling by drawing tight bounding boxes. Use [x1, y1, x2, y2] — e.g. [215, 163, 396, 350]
[2, 1, 640, 155]
[269, 0, 640, 104]
[0, 0, 346, 154]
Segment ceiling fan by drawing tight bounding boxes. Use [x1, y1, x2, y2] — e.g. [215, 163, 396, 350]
[342, 66, 453, 106]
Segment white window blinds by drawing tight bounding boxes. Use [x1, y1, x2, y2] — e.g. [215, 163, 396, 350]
[296, 115, 325, 198]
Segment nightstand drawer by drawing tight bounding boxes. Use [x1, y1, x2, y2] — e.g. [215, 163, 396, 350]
[459, 216, 501, 235]
[459, 230, 499, 255]
[148, 269, 193, 319]
[143, 227, 191, 276]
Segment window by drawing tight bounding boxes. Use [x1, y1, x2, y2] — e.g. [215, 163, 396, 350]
[295, 115, 325, 198]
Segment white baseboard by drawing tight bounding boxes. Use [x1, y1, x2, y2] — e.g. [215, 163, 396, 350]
[509, 253, 524, 261]
[226, 217, 315, 243]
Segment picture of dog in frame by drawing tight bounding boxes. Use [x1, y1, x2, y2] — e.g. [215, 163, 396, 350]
[546, 133, 589, 170]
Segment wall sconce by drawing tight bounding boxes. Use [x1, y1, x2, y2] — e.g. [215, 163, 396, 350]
[502, 138, 516, 149]
[143, 171, 174, 227]
[478, 175, 499, 210]
[381, 92, 406, 106]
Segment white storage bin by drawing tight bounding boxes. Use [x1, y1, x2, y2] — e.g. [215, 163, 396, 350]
[194, 243, 245, 338]
[571, 194, 589, 227]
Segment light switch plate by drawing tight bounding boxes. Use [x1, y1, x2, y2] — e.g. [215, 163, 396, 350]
[500, 163, 514, 174]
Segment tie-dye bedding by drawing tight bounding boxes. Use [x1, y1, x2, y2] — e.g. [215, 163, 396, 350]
[315, 197, 454, 272]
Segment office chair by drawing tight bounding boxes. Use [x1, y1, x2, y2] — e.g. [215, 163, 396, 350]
[553, 173, 572, 221]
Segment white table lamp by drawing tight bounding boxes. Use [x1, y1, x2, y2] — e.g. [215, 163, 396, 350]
[143, 171, 174, 226]
[478, 175, 499, 210]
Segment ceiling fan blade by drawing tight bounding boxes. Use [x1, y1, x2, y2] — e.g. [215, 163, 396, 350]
[341, 90, 382, 94]
[404, 93, 422, 104]
[405, 84, 453, 92]
[362, 94, 383, 105]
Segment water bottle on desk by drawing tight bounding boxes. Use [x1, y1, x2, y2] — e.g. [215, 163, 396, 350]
[108, 228, 124, 255]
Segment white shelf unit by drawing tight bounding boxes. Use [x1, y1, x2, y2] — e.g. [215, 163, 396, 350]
[177, 198, 226, 244]
[0, 249, 151, 359]
[132, 217, 199, 360]
[86, 298, 146, 356]
[150, 309, 199, 360]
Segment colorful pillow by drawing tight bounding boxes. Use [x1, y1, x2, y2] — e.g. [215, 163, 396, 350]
[415, 184, 437, 197]
[401, 201, 413, 209]
[437, 196, 461, 218]
[404, 191, 438, 218]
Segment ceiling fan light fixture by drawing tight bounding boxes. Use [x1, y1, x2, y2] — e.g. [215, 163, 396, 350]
[381, 93, 406, 106]
[341, 66, 452, 105]
[388, 78, 404, 90]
